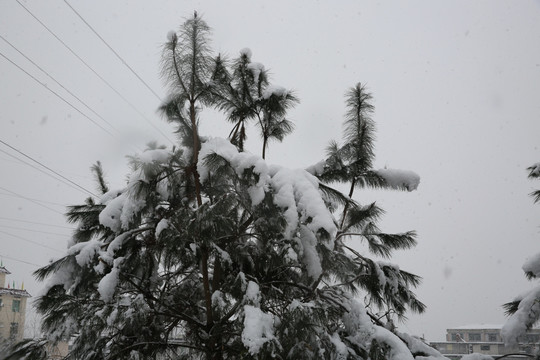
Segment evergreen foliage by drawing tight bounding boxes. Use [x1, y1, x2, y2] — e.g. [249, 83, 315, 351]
[501, 163, 540, 346]
[6, 13, 439, 360]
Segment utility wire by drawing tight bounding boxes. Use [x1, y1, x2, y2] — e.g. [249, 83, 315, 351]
[0, 254, 42, 268]
[0, 217, 73, 230]
[0, 225, 70, 238]
[0, 33, 120, 136]
[0, 191, 66, 207]
[63, 0, 163, 102]
[0, 230, 64, 254]
[0, 51, 117, 138]
[0, 34, 142, 153]
[0, 140, 97, 197]
[0, 148, 91, 197]
[0, 186, 64, 215]
[15, 0, 175, 146]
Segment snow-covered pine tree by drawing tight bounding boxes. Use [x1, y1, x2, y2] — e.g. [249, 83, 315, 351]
[5, 13, 444, 360]
[501, 163, 540, 346]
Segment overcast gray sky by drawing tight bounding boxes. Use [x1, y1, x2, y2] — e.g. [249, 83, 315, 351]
[1, 0, 540, 341]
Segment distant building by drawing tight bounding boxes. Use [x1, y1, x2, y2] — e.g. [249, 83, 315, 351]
[0, 265, 31, 344]
[430, 324, 540, 359]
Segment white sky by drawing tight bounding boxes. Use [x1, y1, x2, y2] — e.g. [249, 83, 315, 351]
[1, 0, 540, 341]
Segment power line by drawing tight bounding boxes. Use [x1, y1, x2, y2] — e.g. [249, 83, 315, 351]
[1, 254, 43, 268]
[0, 50, 117, 139]
[0, 191, 67, 207]
[0, 217, 73, 230]
[15, 0, 175, 146]
[0, 230, 64, 254]
[0, 33, 121, 136]
[0, 148, 91, 196]
[0, 140, 96, 197]
[0, 224, 70, 238]
[0, 186, 64, 215]
[63, 0, 163, 102]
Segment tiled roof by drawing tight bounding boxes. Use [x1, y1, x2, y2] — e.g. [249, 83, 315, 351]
[0, 288, 31, 297]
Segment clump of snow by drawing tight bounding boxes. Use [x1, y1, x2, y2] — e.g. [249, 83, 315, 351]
[298, 226, 323, 279]
[262, 85, 288, 99]
[269, 165, 336, 241]
[107, 308, 118, 326]
[242, 305, 275, 355]
[99, 188, 123, 205]
[399, 333, 447, 359]
[38, 261, 77, 296]
[98, 193, 126, 232]
[377, 261, 401, 294]
[119, 195, 146, 229]
[239, 48, 252, 59]
[247, 62, 265, 83]
[198, 137, 268, 206]
[330, 332, 348, 359]
[522, 251, 540, 278]
[138, 148, 170, 164]
[285, 247, 298, 263]
[155, 219, 169, 238]
[245, 281, 260, 305]
[305, 160, 326, 177]
[342, 300, 419, 360]
[287, 299, 315, 312]
[372, 326, 414, 360]
[342, 300, 374, 346]
[501, 285, 540, 345]
[212, 243, 232, 264]
[375, 168, 420, 191]
[373, 261, 387, 288]
[69, 239, 101, 267]
[212, 290, 227, 310]
[106, 233, 130, 257]
[97, 257, 123, 302]
[99, 185, 147, 232]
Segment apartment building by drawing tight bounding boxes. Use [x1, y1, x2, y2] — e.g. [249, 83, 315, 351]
[430, 324, 540, 359]
[0, 265, 31, 343]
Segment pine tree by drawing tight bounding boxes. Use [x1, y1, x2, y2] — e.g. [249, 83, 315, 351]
[501, 163, 540, 346]
[5, 14, 443, 360]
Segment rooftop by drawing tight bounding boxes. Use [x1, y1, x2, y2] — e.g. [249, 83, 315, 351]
[0, 266, 11, 274]
[450, 324, 503, 330]
[0, 288, 31, 297]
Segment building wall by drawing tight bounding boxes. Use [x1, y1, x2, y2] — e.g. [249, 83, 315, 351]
[0, 295, 27, 343]
[434, 327, 540, 358]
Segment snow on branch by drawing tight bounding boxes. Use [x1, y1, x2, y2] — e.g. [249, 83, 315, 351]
[522, 251, 540, 278]
[375, 168, 420, 191]
[501, 285, 540, 346]
[242, 305, 276, 355]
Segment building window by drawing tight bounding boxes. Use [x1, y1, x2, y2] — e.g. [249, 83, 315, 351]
[488, 333, 498, 342]
[451, 333, 465, 341]
[469, 333, 481, 341]
[481, 345, 490, 351]
[12, 299, 20, 312]
[525, 334, 540, 343]
[9, 322, 18, 339]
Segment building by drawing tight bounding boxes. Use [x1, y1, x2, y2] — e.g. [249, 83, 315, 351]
[0, 265, 31, 344]
[430, 324, 540, 359]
